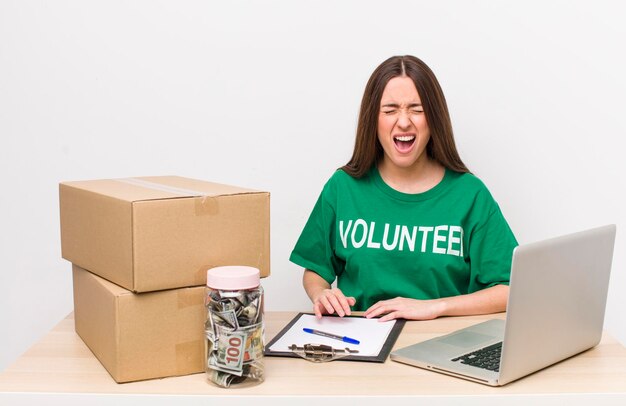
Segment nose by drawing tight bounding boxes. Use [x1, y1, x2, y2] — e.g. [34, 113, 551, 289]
[396, 109, 413, 130]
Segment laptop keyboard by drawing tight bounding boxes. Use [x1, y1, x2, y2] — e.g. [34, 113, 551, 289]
[451, 342, 502, 372]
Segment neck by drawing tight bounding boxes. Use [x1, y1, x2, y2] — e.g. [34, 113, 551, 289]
[378, 158, 445, 194]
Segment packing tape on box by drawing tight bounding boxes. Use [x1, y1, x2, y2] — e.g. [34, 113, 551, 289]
[117, 177, 219, 198]
[117, 177, 219, 216]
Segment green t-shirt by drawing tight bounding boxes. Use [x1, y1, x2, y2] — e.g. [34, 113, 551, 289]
[289, 167, 518, 311]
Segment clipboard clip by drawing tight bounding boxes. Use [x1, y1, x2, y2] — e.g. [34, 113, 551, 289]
[289, 343, 359, 362]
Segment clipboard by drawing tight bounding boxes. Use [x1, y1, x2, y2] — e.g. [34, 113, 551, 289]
[264, 312, 405, 363]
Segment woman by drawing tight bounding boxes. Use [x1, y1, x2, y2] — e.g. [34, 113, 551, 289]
[290, 55, 518, 322]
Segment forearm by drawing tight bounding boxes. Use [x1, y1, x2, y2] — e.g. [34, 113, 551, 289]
[303, 269, 331, 302]
[303, 269, 356, 318]
[437, 284, 509, 317]
[366, 284, 509, 321]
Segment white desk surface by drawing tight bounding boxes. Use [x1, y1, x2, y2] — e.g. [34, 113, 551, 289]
[1, 311, 625, 405]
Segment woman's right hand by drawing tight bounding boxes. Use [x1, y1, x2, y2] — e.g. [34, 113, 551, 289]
[311, 288, 356, 319]
[303, 269, 356, 319]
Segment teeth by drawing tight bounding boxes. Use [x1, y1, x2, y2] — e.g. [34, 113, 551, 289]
[394, 135, 415, 142]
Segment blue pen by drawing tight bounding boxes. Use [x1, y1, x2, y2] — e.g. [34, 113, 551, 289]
[303, 328, 360, 345]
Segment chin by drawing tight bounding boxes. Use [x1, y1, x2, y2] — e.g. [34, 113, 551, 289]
[390, 156, 421, 170]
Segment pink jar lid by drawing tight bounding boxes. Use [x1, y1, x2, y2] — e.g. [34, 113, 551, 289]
[206, 266, 260, 290]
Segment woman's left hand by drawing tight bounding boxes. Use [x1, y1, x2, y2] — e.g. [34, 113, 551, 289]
[364, 297, 446, 322]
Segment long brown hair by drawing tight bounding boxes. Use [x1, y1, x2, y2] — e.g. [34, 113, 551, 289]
[341, 55, 469, 178]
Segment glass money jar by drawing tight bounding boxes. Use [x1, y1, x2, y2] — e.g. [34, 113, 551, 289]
[205, 266, 265, 387]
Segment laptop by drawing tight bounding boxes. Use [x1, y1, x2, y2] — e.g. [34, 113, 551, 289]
[390, 224, 616, 386]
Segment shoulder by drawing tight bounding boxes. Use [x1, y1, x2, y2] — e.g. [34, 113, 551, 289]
[448, 170, 486, 189]
[327, 168, 353, 183]
[323, 169, 370, 192]
[446, 171, 501, 210]
[447, 171, 493, 195]
[317, 169, 376, 208]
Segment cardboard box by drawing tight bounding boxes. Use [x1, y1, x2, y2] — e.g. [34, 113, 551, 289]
[72, 264, 207, 383]
[60, 176, 270, 292]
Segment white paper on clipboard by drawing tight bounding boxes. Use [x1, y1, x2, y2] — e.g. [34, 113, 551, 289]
[268, 314, 396, 356]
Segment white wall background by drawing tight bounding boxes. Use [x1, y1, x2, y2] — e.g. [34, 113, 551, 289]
[1, 0, 625, 371]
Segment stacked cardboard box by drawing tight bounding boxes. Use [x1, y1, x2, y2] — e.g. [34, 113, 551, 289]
[59, 176, 270, 382]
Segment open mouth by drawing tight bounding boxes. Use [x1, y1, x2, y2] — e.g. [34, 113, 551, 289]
[393, 134, 416, 152]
